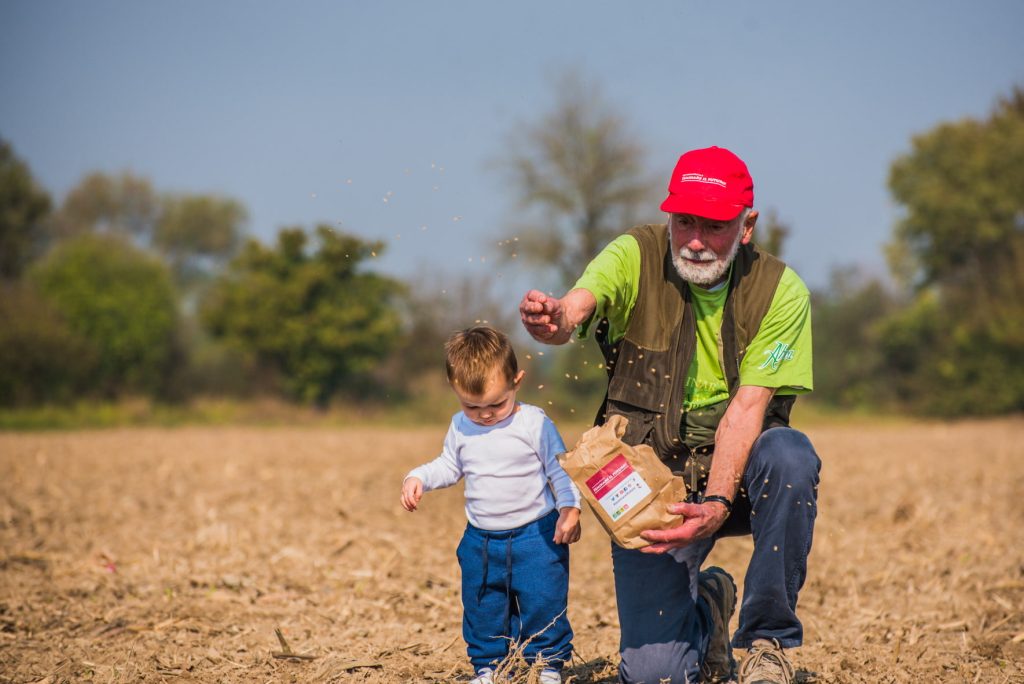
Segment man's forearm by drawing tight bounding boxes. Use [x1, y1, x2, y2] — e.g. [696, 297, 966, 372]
[559, 288, 597, 335]
[704, 385, 775, 502]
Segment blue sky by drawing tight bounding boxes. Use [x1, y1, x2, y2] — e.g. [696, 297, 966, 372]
[2, 1, 1022, 297]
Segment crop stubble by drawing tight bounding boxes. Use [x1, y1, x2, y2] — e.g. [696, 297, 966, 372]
[1, 418, 1022, 682]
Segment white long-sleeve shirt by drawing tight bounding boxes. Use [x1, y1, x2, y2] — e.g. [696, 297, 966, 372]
[406, 403, 581, 531]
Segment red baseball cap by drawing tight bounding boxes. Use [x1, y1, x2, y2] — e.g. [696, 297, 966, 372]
[660, 146, 754, 221]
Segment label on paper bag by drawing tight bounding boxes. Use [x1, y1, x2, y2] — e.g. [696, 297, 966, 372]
[585, 454, 652, 522]
[560, 414, 687, 549]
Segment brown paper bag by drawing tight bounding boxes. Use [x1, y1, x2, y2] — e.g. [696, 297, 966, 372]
[559, 415, 688, 549]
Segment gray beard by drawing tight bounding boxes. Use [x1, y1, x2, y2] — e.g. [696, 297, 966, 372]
[670, 228, 744, 286]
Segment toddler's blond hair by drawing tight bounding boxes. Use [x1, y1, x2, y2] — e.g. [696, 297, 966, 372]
[444, 326, 519, 395]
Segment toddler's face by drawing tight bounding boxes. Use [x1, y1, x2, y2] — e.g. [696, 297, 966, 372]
[453, 367, 525, 426]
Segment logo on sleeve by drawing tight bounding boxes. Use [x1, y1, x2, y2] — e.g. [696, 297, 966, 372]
[760, 342, 795, 371]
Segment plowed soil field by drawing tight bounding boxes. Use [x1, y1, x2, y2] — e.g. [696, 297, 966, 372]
[2, 418, 1022, 683]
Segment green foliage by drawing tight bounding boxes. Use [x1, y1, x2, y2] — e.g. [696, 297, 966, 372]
[881, 87, 1024, 414]
[51, 171, 247, 288]
[888, 88, 1024, 293]
[155, 194, 246, 284]
[874, 292, 1024, 415]
[28, 234, 180, 398]
[810, 268, 898, 409]
[0, 282, 97, 405]
[0, 138, 52, 279]
[201, 225, 405, 405]
[51, 171, 159, 241]
[755, 209, 791, 258]
[497, 70, 655, 289]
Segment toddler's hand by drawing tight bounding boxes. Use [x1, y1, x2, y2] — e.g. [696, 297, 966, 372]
[553, 507, 581, 544]
[401, 477, 423, 511]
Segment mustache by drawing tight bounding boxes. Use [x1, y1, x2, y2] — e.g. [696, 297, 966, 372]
[678, 247, 718, 262]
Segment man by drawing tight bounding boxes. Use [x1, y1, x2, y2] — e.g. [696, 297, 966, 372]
[519, 146, 820, 684]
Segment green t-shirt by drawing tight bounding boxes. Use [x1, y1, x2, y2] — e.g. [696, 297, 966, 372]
[573, 233, 814, 411]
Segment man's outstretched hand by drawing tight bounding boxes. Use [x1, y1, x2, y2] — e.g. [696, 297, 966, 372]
[639, 501, 730, 554]
[518, 288, 597, 346]
[519, 290, 566, 342]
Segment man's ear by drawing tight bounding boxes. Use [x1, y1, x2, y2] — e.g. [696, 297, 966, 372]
[740, 209, 758, 245]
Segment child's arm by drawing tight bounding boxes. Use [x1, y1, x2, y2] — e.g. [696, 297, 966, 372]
[538, 417, 582, 511]
[400, 420, 463, 511]
[401, 477, 424, 511]
[553, 506, 581, 544]
[538, 415, 583, 544]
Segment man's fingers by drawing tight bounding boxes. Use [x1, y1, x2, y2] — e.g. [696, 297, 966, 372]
[520, 299, 546, 314]
[639, 540, 682, 554]
[526, 322, 557, 335]
[519, 290, 547, 312]
[640, 522, 698, 545]
[640, 529, 675, 542]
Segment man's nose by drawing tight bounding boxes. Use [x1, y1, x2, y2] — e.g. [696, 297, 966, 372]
[686, 233, 706, 251]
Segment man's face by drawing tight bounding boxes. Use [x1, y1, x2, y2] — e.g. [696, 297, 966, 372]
[668, 211, 757, 287]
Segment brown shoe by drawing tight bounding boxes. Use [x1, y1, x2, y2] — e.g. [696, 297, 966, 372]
[698, 567, 737, 683]
[738, 639, 794, 684]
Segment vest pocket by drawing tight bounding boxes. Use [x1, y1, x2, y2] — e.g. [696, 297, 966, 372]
[603, 397, 658, 447]
[607, 373, 665, 413]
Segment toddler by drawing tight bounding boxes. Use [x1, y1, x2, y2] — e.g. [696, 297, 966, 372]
[401, 326, 581, 684]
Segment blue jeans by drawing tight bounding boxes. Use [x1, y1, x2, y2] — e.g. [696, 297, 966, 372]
[612, 428, 821, 684]
[457, 508, 573, 672]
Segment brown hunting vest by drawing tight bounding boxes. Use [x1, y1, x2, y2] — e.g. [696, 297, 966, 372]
[594, 224, 796, 472]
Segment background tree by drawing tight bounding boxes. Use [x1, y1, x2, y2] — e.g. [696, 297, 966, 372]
[51, 171, 247, 287]
[0, 283, 97, 406]
[881, 86, 1024, 414]
[50, 171, 159, 243]
[28, 234, 180, 398]
[809, 267, 898, 409]
[154, 194, 246, 286]
[756, 209, 791, 258]
[201, 225, 405, 405]
[492, 72, 654, 416]
[388, 272, 520, 381]
[0, 139, 52, 280]
[496, 70, 655, 289]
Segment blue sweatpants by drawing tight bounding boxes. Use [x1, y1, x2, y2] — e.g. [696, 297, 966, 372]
[613, 427, 821, 684]
[456, 508, 573, 672]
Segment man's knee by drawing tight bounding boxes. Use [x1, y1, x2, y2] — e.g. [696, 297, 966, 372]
[750, 427, 820, 479]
